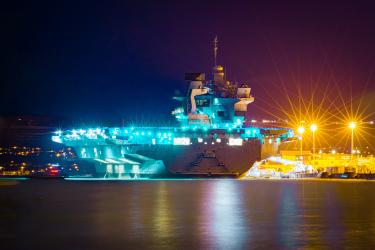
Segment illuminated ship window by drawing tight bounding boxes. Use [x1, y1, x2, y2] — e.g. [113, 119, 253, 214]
[196, 99, 210, 107]
[173, 137, 190, 145]
[229, 138, 243, 146]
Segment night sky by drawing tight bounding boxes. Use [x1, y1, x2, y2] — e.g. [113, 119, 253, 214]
[1, 0, 375, 123]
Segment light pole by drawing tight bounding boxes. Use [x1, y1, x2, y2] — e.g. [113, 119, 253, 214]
[349, 122, 356, 159]
[310, 124, 317, 169]
[297, 126, 305, 162]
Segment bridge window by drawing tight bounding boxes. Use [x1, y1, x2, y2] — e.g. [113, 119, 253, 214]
[196, 99, 210, 107]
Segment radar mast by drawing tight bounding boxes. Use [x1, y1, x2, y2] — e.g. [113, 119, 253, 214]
[213, 36, 218, 67]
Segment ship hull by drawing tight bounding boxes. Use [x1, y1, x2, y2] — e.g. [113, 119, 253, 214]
[72, 138, 262, 178]
[130, 138, 261, 177]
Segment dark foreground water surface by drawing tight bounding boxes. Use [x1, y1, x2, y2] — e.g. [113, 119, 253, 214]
[1, 179, 375, 250]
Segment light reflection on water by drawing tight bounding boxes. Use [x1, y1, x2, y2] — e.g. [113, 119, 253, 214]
[200, 180, 248, 249]
[153, 182, 171, 240]
[1, 179, 375, 250]
[277, 184, 301, 248]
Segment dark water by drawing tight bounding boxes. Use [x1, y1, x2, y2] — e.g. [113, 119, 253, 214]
[1, 179, 375, 250]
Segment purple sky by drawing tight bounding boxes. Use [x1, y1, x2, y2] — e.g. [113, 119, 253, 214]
[1, 0, 375, 122]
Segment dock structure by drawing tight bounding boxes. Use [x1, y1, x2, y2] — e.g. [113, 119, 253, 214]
[245, 151, 375, 178]
[280, 151, 375, 174]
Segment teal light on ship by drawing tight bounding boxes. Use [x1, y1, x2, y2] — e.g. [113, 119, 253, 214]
[72, 130, 80, 139]
[51, 135, 62, 143]
[80, 148, 86, 157]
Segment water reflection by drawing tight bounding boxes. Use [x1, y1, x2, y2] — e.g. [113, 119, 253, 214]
[200, 180, 248, 249]
[152, 182, 171, 240]
[1, 180, 375, 250]
[128, 184, 145, 238]
[276, 184, 300, 248]
[320, 183, 345, 248]
[298, 182, 325, 248]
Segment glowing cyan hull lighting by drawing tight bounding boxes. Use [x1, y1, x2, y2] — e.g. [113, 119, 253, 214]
[53, 126, 291, 146]
[64, 177, 213, 181]
[0, 177, 30, 181]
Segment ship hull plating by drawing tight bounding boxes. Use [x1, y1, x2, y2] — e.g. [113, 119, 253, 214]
[77, 138, 262, 178]
[133, 139, 261, 177]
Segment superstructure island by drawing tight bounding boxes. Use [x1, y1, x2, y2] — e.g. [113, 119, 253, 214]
[52, 39, 294, 178]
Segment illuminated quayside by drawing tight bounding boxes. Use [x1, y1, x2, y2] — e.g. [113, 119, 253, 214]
[52, 39, 294, 178]
[244, 120, 375, 179]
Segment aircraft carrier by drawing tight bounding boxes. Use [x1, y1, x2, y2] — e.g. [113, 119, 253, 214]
[52, 38, 294, 178]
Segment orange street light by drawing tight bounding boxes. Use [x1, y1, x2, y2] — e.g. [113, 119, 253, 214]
[297, 126, 305, 161]
[348, 122, 356, 157]
[310, 124, 317, 169]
